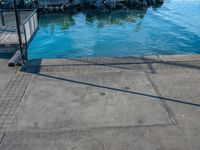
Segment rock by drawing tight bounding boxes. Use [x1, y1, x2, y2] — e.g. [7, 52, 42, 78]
[85, 0, 98, 5]
[146, 0, 152, 5]
[104, 0, 116, 9]
[129, 0, 150, 8]
[155, 0, 164, 4]
[142, 0, 148, 7]
[71, 0, 82, 6]
[135, 0, 142, 6]
[1, 0, 164, 10]
[14, 0, 165, 10]
[151, 0, 156, 5]
[116, 3, 127, 9]
[146, 0, 158, 5]
[128, 0, 140, 7]
[93, 0, 105, 8]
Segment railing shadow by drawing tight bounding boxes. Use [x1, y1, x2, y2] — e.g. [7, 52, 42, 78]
[25, 56, 200, 72]
[22, 56, 200, 108]
[30, 72, 200, 108]
[67, 57, 200, 74]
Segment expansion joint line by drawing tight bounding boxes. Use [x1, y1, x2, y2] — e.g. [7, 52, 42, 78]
[144, 71, 177, 125]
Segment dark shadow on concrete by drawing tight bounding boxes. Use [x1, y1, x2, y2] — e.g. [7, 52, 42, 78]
[69, 57, 200, 72]
[22, 63, 200, 108]
[37, 57, 197, 75]
[21, 57, 200, 108]
[37, 73, 200, 107]
[0, 53, 13, 59]
[25, 57, 200, 75]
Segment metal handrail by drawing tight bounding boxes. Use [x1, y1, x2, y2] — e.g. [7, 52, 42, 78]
[0, 11, 5, 25]
[22, 9, 38, 60]
[23, 9, 37, 25]
[0, 9, 34, 26]
[0, 9, 38, 61]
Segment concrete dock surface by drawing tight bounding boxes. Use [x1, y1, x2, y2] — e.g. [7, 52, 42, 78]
[0, 54, 200, 150]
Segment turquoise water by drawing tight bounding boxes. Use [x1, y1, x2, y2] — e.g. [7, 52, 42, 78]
[28, 0, 200, 59]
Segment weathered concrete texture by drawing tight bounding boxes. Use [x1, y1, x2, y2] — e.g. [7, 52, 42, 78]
[0, 55, 200, 150]
[0, 54, 33, 143]
[8, 69, 172, 131]
[147, 66, 200, 99]
[0, 54, 17, 96]
[0, 54, 17, 140]
[143, 55, 200, 99]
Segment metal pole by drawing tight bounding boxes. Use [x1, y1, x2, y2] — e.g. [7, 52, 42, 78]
[13, 0, 24, 60]
[0, 11, 5, 26]
[21, 0, 25, 8]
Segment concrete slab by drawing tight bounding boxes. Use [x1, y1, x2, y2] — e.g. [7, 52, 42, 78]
[9, 67, 172, 132]
[26, 57, 162, 72]
[1, 96, 200, 150]
[159, 54, 200, 62]
[27, 57, 146, 67]
[0, 55, 200, 150]
[146, 64, 200, 99]
[0, 56, 17, 95]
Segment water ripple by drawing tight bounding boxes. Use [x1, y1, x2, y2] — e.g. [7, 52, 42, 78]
[28, 0, 200, 59]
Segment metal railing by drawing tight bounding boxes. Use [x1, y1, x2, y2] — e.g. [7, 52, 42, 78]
[0, 9, 38, 60]
[0, 9, 32, 26]
[23, 9, 38, 60]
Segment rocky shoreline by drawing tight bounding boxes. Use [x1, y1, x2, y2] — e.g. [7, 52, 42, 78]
[0, 0, 164, 11]
[41, 0, 164, 11]
[89, 0, 164, 10]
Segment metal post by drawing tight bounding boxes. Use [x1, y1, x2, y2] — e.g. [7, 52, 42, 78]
[13, 0, 24, 60]
[21, 0, 25, 8]
[18, 10, 21, 25]
[0, 11, 5, 26]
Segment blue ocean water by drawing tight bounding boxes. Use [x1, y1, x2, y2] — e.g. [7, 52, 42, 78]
[28, 0, 200, 59]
